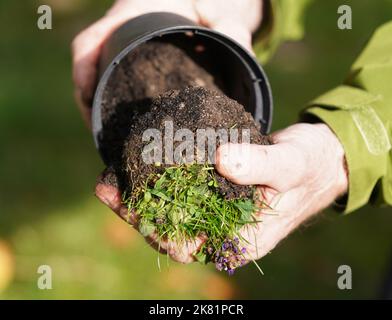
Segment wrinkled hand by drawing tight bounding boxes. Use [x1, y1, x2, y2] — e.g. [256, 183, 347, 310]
[79, 2, 347, 265]
[215, 123, 348, 260]
[76, 0, 263, 263]
[72, 0, 262, 127]
[95, 176, 206, 263]
[96, 123, 348, 264]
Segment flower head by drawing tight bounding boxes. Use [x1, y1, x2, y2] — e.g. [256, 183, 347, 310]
[213, 237, 247, 275]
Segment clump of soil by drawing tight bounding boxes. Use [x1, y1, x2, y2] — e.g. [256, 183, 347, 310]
[99, 41, 221, 168]
[99, 40, 271, 200]
[124, 86, 270, 200]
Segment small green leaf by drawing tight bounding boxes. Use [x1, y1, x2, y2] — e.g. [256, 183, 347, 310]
[139, 220, 156, 237]
[234, 200, 256, 222]
[193, 250, 208, 264]
[144, 191, 152, 203]
[150, 189, 171, 201]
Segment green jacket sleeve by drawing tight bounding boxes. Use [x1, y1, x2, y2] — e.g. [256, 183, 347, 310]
[254, 2, 392, 213]
[254, 0, 313, 63]
[303, 22, 392, 213]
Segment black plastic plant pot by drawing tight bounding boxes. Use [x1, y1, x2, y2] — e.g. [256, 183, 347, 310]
[92, 12, 273, 164]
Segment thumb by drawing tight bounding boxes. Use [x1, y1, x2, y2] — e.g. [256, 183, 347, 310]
[215, 143, 307, 192]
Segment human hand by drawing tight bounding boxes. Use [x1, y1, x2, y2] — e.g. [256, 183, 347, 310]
[215, 123, 349, 261]
[96, 123, 347, 265]
[81, 0, 264, 263]
[72, 0, 198, 127]
[95, 172, 206, 263]
[72, 0, 263, 127]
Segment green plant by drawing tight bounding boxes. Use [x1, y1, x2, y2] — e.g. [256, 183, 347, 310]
[124, 163, 264, 274]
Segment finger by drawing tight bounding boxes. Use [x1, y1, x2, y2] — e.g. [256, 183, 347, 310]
[95, 183, 137, 225]
[240, 187, 307, 260]
[144, 233, 170, 255]
[215, 143, 307, 192]
[95, 167, 206, 263]
[195, 0, 263, 53]
[195, 0, 263, 31]
[253, 186, 279, 209]
[145, 231, 206, 264]
[95, 169, 137, 225]
[74, 88, 92, 129]
[210, 20, 254, 53]
[166, 235, 207, 264]
[71, 15, 130, 114]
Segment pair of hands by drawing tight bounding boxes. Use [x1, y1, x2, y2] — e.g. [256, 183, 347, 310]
[73, 0, 348, 264]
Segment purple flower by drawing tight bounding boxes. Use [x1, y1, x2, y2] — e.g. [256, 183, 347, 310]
[213, 237, 247, 275]
[215, 262, 223, 271]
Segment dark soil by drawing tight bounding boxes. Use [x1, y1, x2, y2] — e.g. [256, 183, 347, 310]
[99, 41, 220, 167]
[98, 40, 271, 200]
[123, 86, 271, 200]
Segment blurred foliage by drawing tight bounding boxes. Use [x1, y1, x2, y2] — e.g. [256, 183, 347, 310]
[0, 0, 391, 299]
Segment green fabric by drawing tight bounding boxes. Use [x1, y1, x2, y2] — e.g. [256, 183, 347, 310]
[254, 0, 313, 63]
[304, 86, 390, 213]
[304, 22, 392, 213]
[255, 2, 392, 213]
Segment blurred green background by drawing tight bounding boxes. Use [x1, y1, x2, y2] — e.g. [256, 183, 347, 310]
[1, 0, 392, 299]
